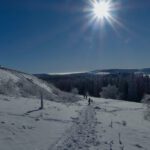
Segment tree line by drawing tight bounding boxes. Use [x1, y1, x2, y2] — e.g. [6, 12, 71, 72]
[38, 73, 150, 102]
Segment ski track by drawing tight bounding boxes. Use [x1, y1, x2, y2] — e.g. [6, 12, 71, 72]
[51, 104, 100, 150]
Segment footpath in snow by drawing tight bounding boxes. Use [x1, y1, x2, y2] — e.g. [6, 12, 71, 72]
[51, 104, 100, 150]
[51, 98, 150, 150]
[0, 95, 150, 150]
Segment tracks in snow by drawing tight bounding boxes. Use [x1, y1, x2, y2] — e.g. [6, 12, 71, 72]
[51, 105, 99, 150]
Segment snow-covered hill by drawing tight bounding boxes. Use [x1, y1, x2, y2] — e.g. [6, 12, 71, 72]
[0, 67, 150, 150]
[0, 67, 76, 102]
[0, 95, 150, 150]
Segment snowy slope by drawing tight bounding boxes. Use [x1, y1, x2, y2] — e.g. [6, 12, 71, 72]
[0, 68, 19, 82]
[0, 67, 77, 102]
[0, 67, 52, 96]
[0, 95, 150, 150]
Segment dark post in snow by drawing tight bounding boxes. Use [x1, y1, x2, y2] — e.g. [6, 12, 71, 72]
[119, 133, 122, 145]
[39, 91, 44, 110]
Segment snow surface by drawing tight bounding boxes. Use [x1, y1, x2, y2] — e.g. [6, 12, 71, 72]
[0, 95, 150, 150]
[0, 95, 84, 150]
[0, 69, 19, 83]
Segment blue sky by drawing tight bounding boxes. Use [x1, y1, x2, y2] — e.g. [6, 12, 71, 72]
[0, 0, 150, 73]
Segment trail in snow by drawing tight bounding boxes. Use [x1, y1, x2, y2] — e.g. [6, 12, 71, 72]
[50, 99, 150, 150]
[1, 96, 150, 150]
[51, 104, 100, 150]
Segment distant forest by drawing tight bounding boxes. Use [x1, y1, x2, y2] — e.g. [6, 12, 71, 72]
[36, 73, 150, 102]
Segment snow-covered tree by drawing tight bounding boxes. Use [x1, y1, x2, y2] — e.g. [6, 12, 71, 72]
[142, 94, 150, 121]
[100, 84, 119, 99]
[142, 94, 150, 106]
[71, 88, 79, 96]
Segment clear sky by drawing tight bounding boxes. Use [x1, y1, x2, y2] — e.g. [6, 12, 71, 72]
[0, 0, 150, 73]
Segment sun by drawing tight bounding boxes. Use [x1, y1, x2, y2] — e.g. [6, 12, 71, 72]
[93, 1, 110, 20]
[85, 0, 115, 24]
[84, 0, 127, 33]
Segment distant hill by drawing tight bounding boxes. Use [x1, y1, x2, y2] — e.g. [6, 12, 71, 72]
[90, 68, 150, 75]
[90, 69, 138, 74]
[35, 68, 150, 78]
[140, 68, 150, 74]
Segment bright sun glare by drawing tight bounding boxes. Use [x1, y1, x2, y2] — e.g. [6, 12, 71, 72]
[85, 0, 127, 33]
[93, 1, 110, 19]
[87, 0, 114, 26]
